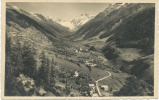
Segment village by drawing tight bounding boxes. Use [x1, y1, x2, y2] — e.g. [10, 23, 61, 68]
[52, 43, 112, 97]
[16, 69, 110, 96]
[15, 43, 112, 97]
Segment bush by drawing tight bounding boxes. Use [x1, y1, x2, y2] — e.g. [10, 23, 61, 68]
[103, 46, 119, 60]
[89, 46, 96, 51]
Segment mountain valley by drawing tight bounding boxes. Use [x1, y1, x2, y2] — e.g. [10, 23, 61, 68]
[5, 3, 155, 97]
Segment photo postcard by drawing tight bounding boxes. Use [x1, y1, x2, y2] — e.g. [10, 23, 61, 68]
[1, 0, 158, 99]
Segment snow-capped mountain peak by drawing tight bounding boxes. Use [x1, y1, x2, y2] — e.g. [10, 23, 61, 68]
[54, 13, 94, 31]
[71, 13, 94, 27]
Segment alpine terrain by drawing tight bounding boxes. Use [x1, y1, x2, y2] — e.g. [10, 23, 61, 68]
[5, 3, 155, 97]
[55, 13, 94, 31]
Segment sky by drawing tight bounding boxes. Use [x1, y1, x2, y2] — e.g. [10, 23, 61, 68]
[8, 2, 110, 21]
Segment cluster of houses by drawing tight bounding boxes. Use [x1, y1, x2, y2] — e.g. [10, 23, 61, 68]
[85, 60, 97, 67]
[100, 85, 109, 91]
[88, 83, 109, 97]
[75, 47, 88, 53]
[89, 83, 99, 97]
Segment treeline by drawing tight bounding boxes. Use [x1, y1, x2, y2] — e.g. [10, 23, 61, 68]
[5, 36, 55, 96]
[115, 37, 154, 54]
[106, 7, 155, 54]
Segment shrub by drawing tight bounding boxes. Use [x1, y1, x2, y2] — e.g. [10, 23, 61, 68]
[103, 46, 119, 60]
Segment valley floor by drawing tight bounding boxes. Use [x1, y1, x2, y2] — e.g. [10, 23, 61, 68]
[45, 38, 130, 97]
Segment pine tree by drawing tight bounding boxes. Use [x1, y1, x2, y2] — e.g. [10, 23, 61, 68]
[50, 57, 55, 86]
[38, 51, 50, 87]
[46, 58, 51, 85]
[22, 43, 37, 79]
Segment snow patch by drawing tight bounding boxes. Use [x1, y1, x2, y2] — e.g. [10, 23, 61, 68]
[32, 14, 41, 20]
[54, 13, 94, 30]
[12, 6, 20, 11]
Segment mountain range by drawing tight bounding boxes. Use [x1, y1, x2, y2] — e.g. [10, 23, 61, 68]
[55, 13, 94, 31]
[5, 3, 155, 96]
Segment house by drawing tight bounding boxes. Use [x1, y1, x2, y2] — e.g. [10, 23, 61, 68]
[89, 90, 94, 96]
[22, 80, 28, 85]
[85, 62, 91, 67]
[75, 49, 79, 53]
[89, 84, 95, 87]
[74, 71, 79, 77]
[100, 85, 109, 91]
[38, 88, 47, 96]
[85, 60, 97, 67]
[92, 87, 95, 90]
[89, 84, 95, 90]
[92, 93, 98, 97]
[80, 48, 82, 51]
[90, 64, 97, 67]
[29, 79, 34, 86]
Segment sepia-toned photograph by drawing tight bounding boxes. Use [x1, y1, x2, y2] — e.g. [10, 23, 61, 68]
[1, 0, 158, 99]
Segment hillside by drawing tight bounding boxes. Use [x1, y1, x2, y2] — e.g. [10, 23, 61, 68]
[6, 4, 69, 38]
[71, 3, 155, 96]
[102, 4, 155, 84]
[6, 4, 70, 68]
[72, 3, 154, 40]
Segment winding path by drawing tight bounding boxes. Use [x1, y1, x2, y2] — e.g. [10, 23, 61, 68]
[95, 71, 111, 96]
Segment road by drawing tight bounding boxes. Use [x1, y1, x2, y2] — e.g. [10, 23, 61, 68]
[95, 71, 111, 96]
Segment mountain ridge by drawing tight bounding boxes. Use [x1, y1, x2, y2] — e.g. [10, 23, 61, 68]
[55, 13, 94, 31]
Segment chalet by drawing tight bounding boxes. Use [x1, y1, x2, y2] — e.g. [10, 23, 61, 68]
[74, 71, 79, 77]
[80, 48, 82, 51]
[75, 49, 79, 53]
[90, 90, 93, 96]
[92, 93, 98, 97]
[29, 79, 34, 86]
[89, 84, 95, 87]
[89, 83, 95, 90]
[100, 85, 109, 91]
[22, 80, 28, 85]
[85, 62, 91, 67]
[85, 60, 97, 67]
[90, 64, 97, 67]
[38, 88, 47, 96]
